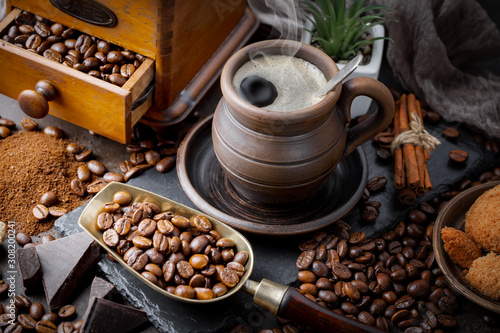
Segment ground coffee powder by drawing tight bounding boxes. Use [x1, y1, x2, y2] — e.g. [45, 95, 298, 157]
[0, 131, 87, 235]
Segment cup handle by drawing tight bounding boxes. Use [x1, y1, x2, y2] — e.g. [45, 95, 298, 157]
[339, 77, 394, 157]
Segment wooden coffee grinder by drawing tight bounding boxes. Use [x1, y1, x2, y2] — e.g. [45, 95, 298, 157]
[0, 0, 257, 143]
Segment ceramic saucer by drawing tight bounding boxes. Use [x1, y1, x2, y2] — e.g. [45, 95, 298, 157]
[177, 115, 368, 236]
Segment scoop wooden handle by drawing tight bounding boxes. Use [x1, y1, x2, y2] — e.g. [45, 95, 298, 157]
[278, 287, 383, 333]
[18, 80, 57, 118]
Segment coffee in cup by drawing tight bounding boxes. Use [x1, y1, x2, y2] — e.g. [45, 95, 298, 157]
[232, 55, 327, 112]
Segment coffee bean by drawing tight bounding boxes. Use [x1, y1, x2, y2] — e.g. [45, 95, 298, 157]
[18, 314, 37, 329]
[174, 285, 195, 299]
[107, 73, 127, 86]
[96, 212, 113, 231]
[43, 48, 63, 62]
[35, 319, 57, 333]
[219, 267, 239, 288]
[439, 295, 458, 314]
[391, 309, 410, 324]
[375, 317, 389, 332]
[87, 180, 106, 194]
[425, 110, 441, 123]
[107, 50, 124, 64]
[442, 126, 459, 139]
[388, 241, 402, 254]
[50, 42, 68, 55]
[76, 165, 92, 182]
[39, 191, 57, 206]
[26, 34, 42, 49]
[15, 232, 31, 246]
[341, 302, 359, 316]
[57, 305, 75, 319]
[121, 63, 136, 78]
[103, 229, 120, 247]
[376, 147, 392, 161]
[48, 207, 67, 217]
[119, 160, 133, 173]
[103, 172, 124, 183]
[408, 210, 427, 225]
[57, 321, 73, 333]
[375, 273, 390, 291]
[97, 40, 111, 54]
[156, 156, 176, 173]
[333, 262, 352, 280]
[4, 324, 23, 333]
[357, 311, 375, 326]
[449, 149, 468, 163]
[70, 179, 86, 197]
[87, 160, 106, 176]
[395, 296, 416, 310]
[33, 204, 49, 220]
[124, 164, 152, 181]
[361, 205, 378, 223]
[75, 150, 92, 162]
[34, 21, 50, 37]
[438, 314, 457, 327]
[366, 176, 387, 193]
[28, 302, 45, 321]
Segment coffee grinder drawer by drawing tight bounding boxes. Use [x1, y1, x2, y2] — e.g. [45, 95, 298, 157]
[0, 8, 155, 143]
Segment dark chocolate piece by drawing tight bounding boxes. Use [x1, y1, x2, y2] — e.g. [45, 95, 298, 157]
[82, 297, 149, 333]
[15, 246, 42, 288]
[36, 232, 100, 311]
[240, 75, 277, 107]
[81, 277, 117, 325]
[89, 276, 116, 299]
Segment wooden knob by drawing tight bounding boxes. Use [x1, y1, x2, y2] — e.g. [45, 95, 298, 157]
[18, 80, 57, 119]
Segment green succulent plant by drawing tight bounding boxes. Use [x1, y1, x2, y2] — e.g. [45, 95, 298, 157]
[300, 0, 394, 61]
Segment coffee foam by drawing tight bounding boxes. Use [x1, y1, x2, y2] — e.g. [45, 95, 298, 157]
[233, 55, 327, 112]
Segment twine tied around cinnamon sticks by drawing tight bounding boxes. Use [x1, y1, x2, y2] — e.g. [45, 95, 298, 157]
[391, 113, 441, 155]
[392, 94, 440, 201]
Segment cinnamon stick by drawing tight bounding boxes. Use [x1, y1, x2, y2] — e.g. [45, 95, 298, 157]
[416, 100, 433, 192]
[399, 95, 420, 189]
[393, 100, 405, 189]
[408, 94, 427, 195]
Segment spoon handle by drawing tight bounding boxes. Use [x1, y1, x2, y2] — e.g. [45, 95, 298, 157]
[315, 54, 363, 98]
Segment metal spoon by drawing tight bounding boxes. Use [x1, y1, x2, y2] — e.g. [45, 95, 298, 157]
[315, 54, 363, 98]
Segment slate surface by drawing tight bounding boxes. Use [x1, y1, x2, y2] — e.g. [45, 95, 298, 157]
[55, 116, 499, 333]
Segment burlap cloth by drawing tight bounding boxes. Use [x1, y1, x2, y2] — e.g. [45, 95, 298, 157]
[365, 0, 500, 137]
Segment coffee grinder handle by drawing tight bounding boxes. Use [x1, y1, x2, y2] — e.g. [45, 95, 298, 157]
[339, 77, 394, 157]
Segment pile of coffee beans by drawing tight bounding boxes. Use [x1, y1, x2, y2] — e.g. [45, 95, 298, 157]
[293, 213, 457, 333]
[1, 11, 148, 87]
[98, 190, 248, 300]
[0, 294, 81, 333]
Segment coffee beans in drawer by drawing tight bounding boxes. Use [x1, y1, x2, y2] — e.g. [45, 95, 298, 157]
[97, 191, 247, 300]
[1, 11, 148, 87]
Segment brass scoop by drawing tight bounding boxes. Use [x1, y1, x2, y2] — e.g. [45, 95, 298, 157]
[79, 182, 381, 333]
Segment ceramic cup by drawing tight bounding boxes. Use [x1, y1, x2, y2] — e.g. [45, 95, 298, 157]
[212, 40, 394, 205]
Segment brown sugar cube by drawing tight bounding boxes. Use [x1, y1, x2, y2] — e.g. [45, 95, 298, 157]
[465, 184, 500, 253]
[441, 227, 483, 269]
[466, 252, 500, 300]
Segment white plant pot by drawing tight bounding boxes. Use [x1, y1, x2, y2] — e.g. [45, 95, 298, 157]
[301, 23, 385, 118]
